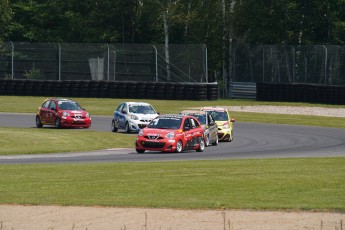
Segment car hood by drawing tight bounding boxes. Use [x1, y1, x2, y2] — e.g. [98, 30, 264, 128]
[61, 110, 88, 116]
[215, 120, 229, 127]
[135, 113, 158, 120]
[142, 128, 178, 136]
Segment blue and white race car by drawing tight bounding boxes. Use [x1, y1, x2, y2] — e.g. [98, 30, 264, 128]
[111, 102, 159, 133]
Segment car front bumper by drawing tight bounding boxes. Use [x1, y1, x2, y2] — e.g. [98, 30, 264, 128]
[60, 117, 91, 128]
[217, 128, 231, 141]
[135, 138, 178, 152]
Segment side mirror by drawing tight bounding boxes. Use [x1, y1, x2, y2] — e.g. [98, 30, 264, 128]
[230, 118, 236, 122]
[122, 110, 127, 114]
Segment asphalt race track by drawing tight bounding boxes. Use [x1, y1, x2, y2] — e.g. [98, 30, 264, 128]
[1, 112, 345, 164]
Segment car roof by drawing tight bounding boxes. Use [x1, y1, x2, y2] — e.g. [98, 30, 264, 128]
[125, 102, 152, 106]
[201, 107, 227, 112]
[46, 98, 73, 102]
[180, 110, 207, 116]
[157, 114, 189, 119]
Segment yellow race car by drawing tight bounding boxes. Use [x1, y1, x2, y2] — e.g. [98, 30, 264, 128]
[200, 107, 235, 142]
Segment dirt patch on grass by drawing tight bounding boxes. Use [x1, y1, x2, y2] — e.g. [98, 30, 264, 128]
[0, 205, 344, 230]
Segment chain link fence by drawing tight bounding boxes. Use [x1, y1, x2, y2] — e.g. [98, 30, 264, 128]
[232, 44, 345, 85]
[0, 42, 208, 83]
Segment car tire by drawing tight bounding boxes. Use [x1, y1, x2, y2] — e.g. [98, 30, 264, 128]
[212, 136, 218, 146]
[36, 116, 43, 128]
[196, 138, 205, 152]
[175, 140, 183, 153]
[205, 135, 210, 147]
[111, 119, 118, 132]
[228, 131, 233, 142]
[136, 149, 145, 153]
[125, 122, 131, 133]
[55, 118, 61, 129]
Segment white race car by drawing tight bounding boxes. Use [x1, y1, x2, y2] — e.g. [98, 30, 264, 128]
[111, 102, 159, 133]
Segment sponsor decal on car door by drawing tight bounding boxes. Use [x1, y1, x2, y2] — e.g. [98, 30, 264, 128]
[183, 118, 197, 150]
[48, 101, 57, 124]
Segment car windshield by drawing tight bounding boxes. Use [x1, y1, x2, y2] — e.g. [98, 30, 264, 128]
[58, 101, 82, 110]
[210, 111, 228, 121]
[148, 117, 181, 129]
[129, 105, 156, 114]
[191, 114, 206, 125]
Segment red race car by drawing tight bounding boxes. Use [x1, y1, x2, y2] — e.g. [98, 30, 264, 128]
[36, 98, 91, 128]
[135, 114, 205, 153]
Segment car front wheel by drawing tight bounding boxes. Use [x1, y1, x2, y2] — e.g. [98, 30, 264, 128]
[111, 119, 118, 132]
[36, 116, 43, 128]
[228, 130, 233, 142]
[136, 149, 145, 153]
[196, 138, 205, 152]
[205, 135, 210, 147]
[175, 140, 183, 153]
[212, 136, 218, 146]
[125, 122, 131, 133]
[55, 118, 61, 129]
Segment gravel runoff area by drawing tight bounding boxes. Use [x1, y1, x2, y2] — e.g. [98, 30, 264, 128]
[227, 105, 345, 117]
[1, 106, 344, 230]
[0, 205, 345, 230]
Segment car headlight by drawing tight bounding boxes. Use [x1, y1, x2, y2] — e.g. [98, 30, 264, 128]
[130, 114, 139, 120]
[138, 129, 144, 136]
[86, 112, 90, 118]
[62, 111, 70, 117]
[165, 132, 175, 139]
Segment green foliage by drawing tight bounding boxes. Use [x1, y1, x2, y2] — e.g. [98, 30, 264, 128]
[0, 0, 13, 42]
[23, 64, 43, 79]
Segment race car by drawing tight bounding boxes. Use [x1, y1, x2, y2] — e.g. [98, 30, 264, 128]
[180, 110, 218, 146]
[200, 107, 235, 142]
[135, 114, 205, 153]
[36, 98, 91, 128]
[111, 102, 159, 133]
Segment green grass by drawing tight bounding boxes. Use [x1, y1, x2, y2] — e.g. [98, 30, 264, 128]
[0, 127, 135, 155]
[1, 95, 345, 116]
[0, 96, 345, 211]
[0, 158, 344, 211]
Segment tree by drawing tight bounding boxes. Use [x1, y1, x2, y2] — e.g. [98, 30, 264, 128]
[0, 0, 13, 42]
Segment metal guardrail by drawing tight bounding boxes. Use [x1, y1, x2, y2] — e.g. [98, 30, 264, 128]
[229, 82, 256, 99]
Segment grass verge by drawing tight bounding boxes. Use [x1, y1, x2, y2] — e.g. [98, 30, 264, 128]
[0, 127, 135, 155]
[0, 158, 344, 211]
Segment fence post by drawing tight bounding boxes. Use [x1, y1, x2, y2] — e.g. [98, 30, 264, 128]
[112, 51, 116, 81]
[262, 45, 265, 82]
[152, 45, 158, 82]
[292, 47, 295, 83]
[58, 43, 61, 81]
[203, 44, 208, 82]
[323, 45, 327, 84]
[107, 44, 110, 80]
[10, 41, 14, 79]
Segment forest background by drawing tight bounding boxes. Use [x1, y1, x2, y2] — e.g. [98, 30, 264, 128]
[1, 0, 345, 91]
